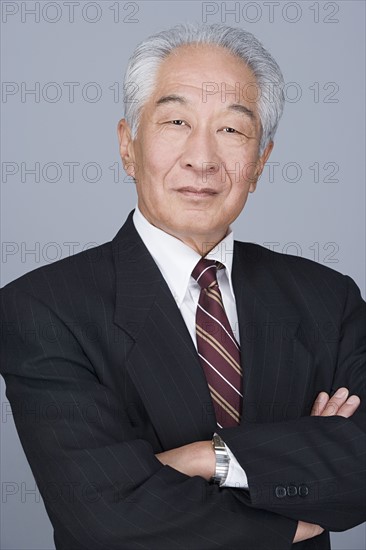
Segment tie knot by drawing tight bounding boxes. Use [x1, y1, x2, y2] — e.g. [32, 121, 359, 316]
[192, 258, 223, 289]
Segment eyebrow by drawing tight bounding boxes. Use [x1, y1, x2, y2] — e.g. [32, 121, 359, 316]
[155, 94, 255, 121]
[227, 103, 255, 121]
[155, 94, 187, 107]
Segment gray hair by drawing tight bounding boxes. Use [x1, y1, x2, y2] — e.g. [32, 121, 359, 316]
[123, 23, 285, 155]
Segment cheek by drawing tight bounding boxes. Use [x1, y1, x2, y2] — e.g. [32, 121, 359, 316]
[240, 149, 260, 177]
[222, 167, 257, 199]
[224, 188, 251, 215]
[140, 140, 178, 181]
[221, 162, 257, 211]
[222, 145, 259, 179]
[135, 153, 174, 208]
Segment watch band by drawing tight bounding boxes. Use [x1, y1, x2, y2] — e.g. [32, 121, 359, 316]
[211, 433, 230, 485]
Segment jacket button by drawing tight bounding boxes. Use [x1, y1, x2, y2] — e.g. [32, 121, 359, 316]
[299, 485, 309, 497]
[275, 486, 287, 498]
[287, 485, 298, 497]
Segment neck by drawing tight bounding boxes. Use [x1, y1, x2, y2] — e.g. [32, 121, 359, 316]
[174, 233, 228, 256]
[136, 205, 229, 256]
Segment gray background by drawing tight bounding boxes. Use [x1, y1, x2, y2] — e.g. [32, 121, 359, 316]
[1, 0, 365, 548]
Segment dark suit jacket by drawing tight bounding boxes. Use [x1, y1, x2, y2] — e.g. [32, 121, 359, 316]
[1, 211, 365, 550]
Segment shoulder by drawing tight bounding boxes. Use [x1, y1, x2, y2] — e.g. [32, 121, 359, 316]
[233, 240, 363, 313]
[234, 240, 348, 283]
[1, 240, 114, 304]
[1, 211, 138, 300]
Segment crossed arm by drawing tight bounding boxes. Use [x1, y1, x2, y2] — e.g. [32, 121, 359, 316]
[156, 388, 361, 544]
[1, 272, 365, 549]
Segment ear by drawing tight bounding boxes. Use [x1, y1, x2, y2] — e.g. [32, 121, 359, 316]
[117, 118, 136, 179]
[249, 140, 274, 193]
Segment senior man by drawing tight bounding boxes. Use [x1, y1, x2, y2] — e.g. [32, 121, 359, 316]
[1, 23, 365, 550]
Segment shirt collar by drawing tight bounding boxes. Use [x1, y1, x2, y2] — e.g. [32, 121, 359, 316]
[132, 206, 235, 307]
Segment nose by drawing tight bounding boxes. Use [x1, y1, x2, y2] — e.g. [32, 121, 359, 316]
[179, 127, 220, 179]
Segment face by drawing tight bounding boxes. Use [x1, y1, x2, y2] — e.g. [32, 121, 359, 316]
[118, 44, 273, 254]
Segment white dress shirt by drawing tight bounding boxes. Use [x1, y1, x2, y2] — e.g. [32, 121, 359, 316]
[133, 206, 248, 489]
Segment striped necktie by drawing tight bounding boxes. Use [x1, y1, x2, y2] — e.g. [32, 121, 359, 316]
[192, 258, 242, 428]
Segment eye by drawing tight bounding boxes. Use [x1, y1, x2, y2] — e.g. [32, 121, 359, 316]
[170, 120, 186, 126]
[222, 127, 238, 133]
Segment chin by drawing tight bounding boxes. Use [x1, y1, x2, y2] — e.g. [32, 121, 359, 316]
[179, 222, 220, 239]
[161, 210, 221, 236]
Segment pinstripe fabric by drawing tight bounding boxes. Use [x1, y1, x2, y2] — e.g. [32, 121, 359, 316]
[192, 258, 242, 428]
[1, 211, 365, 549]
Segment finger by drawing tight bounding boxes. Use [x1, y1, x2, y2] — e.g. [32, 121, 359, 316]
[321, 387, 349, 417]
[311, 392, 329, 416]
[336, 395, 361, 418]
[293, 521, 324, 543]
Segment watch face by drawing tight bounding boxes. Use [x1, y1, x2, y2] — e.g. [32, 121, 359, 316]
[213, 434, 225, 449]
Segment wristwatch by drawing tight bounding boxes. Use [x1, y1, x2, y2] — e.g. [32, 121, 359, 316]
[211, 433, 230, 485]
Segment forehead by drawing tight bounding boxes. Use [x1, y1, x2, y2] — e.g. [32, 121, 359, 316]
[149, 43, 258, 105]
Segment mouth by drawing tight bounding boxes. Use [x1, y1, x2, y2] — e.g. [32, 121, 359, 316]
[176, 186, 218, 197]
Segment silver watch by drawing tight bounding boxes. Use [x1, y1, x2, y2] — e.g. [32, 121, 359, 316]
[211, 433, 230, 485]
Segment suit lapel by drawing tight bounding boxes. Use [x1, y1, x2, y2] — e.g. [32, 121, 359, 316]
[232, 242, 314, 422]
[112, 215, 314, 447]
[112, 212, 216, 450]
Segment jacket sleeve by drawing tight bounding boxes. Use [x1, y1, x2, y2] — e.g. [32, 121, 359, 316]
[0, 283, 297, 550]
[219, 275, 366, 532]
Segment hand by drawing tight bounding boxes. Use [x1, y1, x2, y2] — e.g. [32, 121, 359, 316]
[156, 440, 215, 481]
[159, 445, 325, 546]
[293, 521, 324, 543]
[311, 387, 361, 418]
[293, 388, 361, 543]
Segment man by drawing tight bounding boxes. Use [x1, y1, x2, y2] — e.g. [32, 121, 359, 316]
[1, 23, 365, 550]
